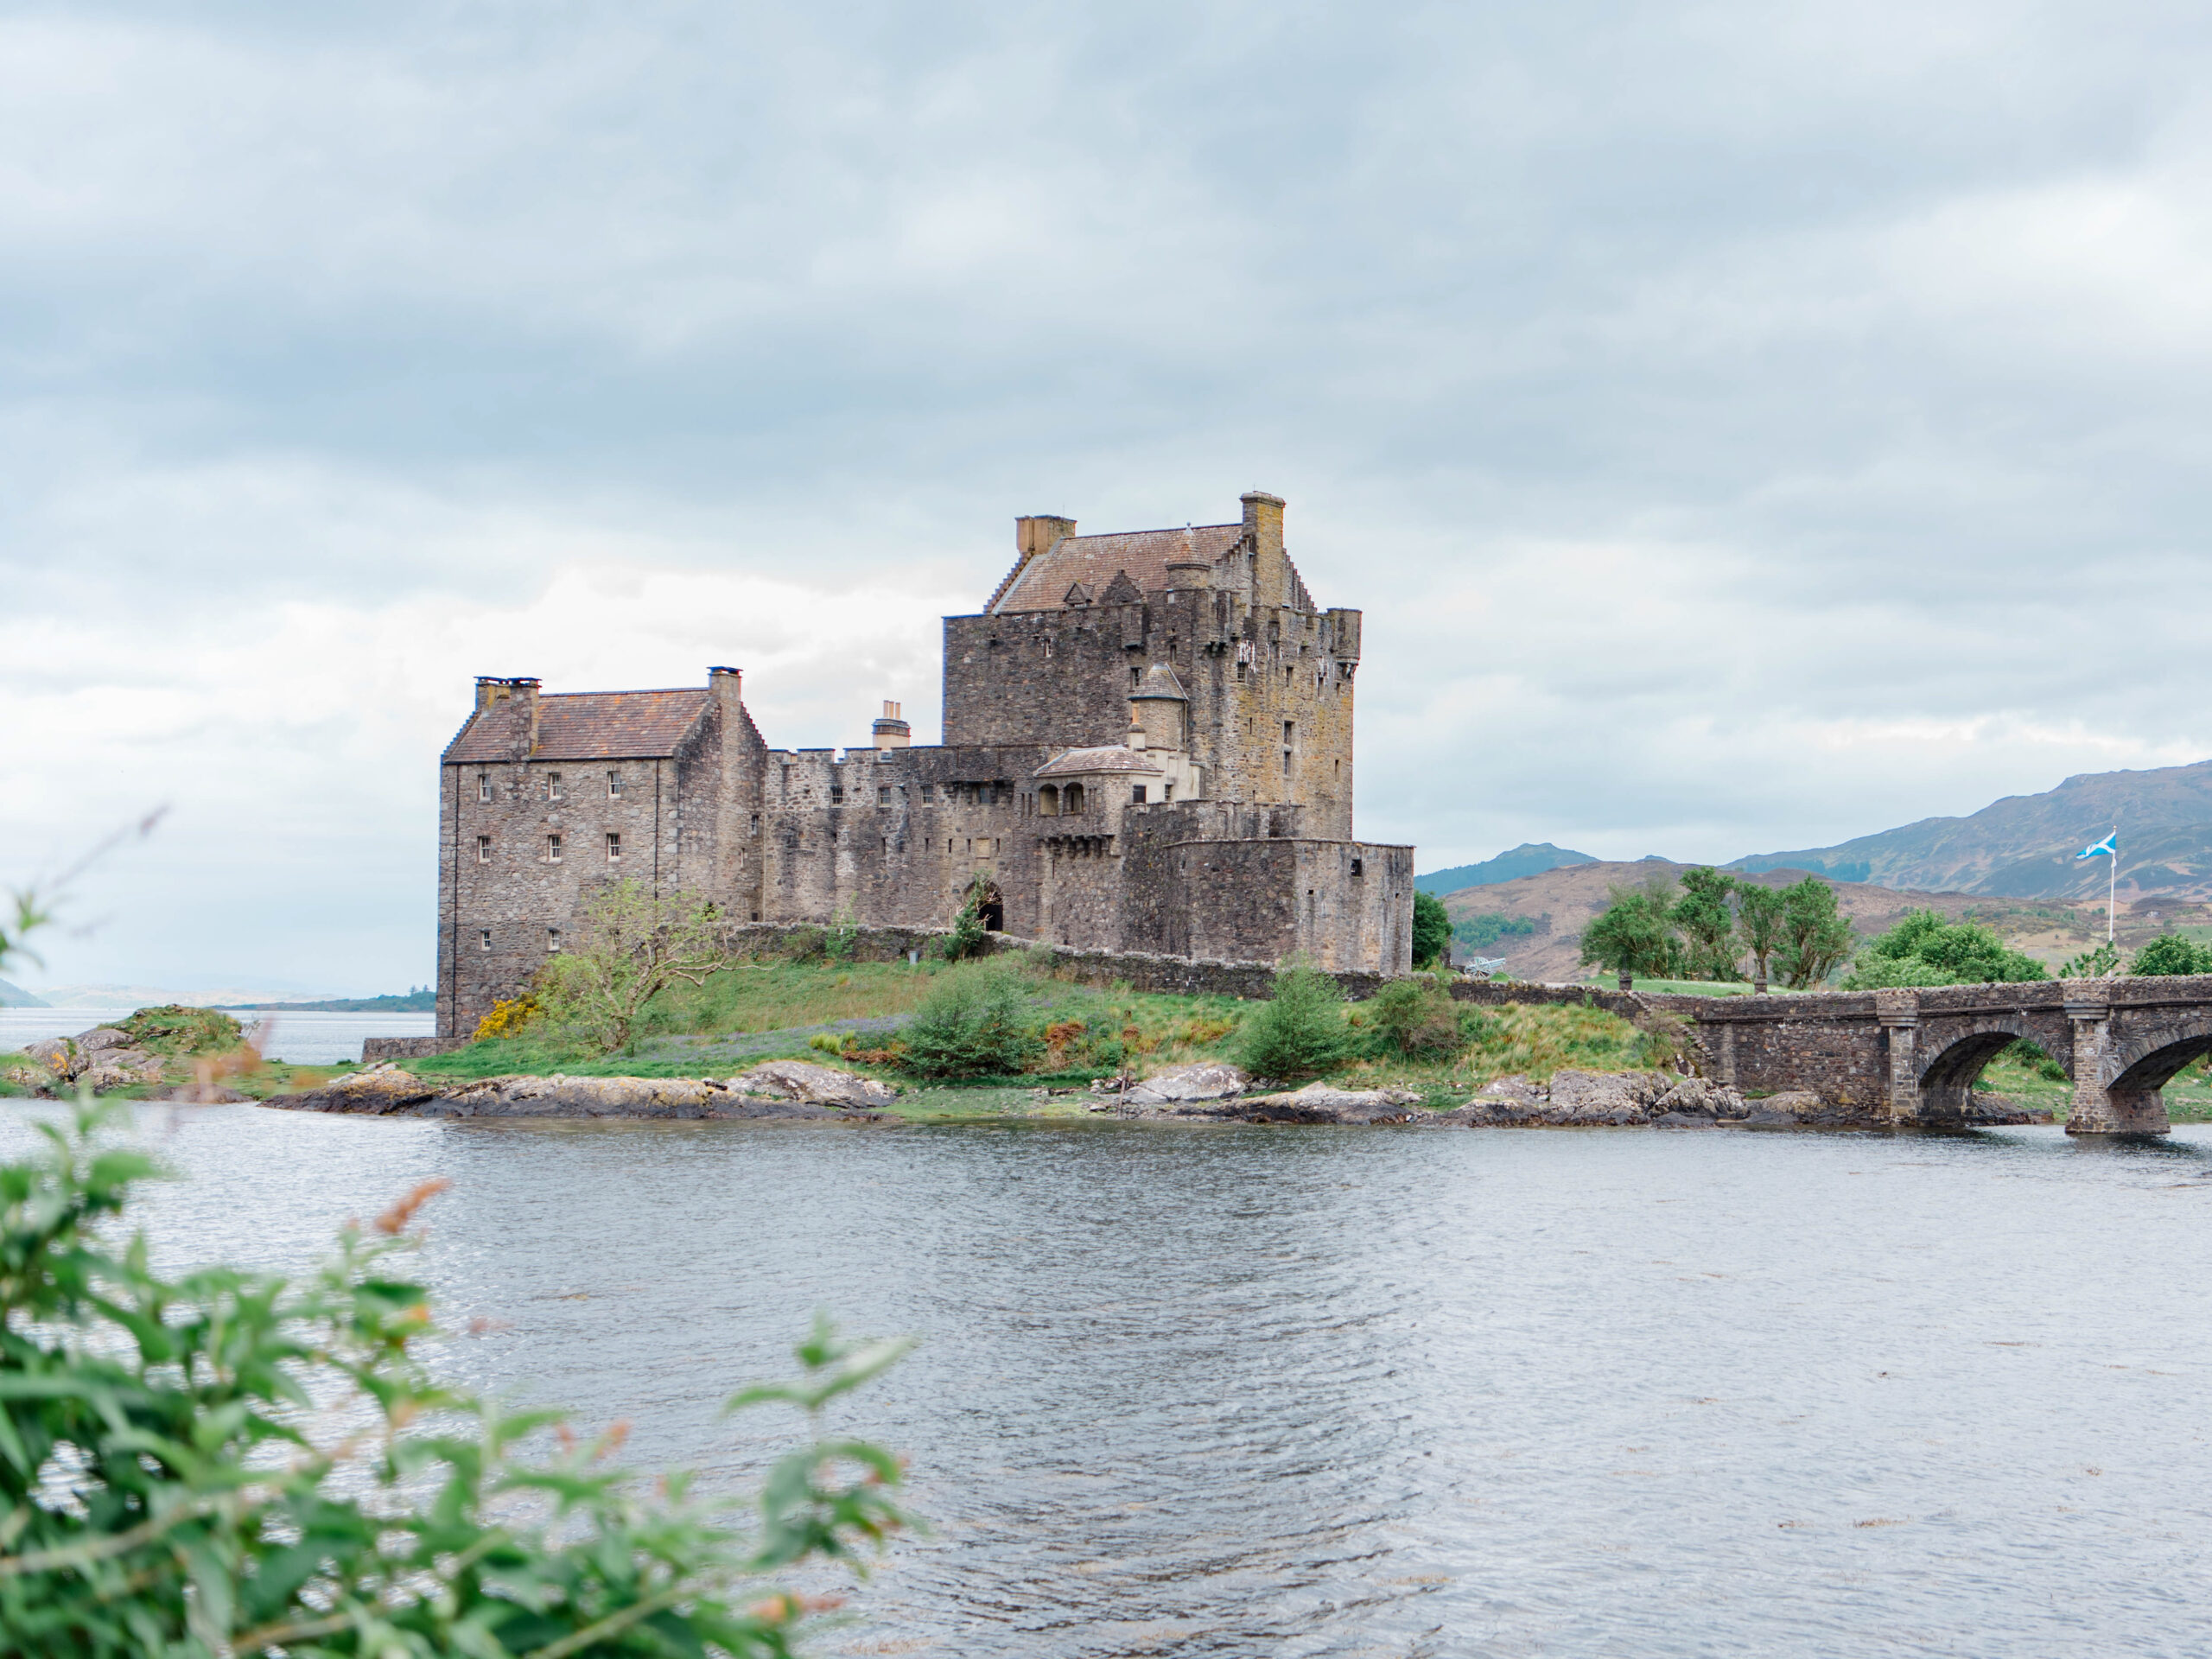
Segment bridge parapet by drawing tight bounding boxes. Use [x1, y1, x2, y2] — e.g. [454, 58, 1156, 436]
[1644, 974, 2212, 1135]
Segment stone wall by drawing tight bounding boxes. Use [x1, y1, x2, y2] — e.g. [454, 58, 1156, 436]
[362, 1036, 470, 1062]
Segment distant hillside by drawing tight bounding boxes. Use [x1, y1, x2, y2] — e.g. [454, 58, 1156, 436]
[1416, 842, 1598, 896]
[1732, 759, 2212, 902]
[219, 988, 435, 1014]
[1440, 861, 2104, 984]
[0, 976, 48, 1008]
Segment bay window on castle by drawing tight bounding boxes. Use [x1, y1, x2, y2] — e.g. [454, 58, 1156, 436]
[606, 832, 620, 861]
[545, 834, 563, 862]
[475, 836, 491, 864]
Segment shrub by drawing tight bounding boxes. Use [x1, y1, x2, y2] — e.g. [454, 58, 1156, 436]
[939, 877, 994, 962]
[474, 990, 539, 1041]
[1411, 892, 1452, 969]
[896, 966, 1044, 1078]
[1366, 976, 1461, 1058]
[2131, 933, 2212, 976]
[0, 1100, 912, 1656]
[1236, 961, 1351, 1081]
[825, 903, 860, 963]
[1843, 909, 2049, 989]
[784, 925, 828, 964]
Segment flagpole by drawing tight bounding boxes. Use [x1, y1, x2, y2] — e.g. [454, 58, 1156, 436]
[2108, 827, 2117, 948]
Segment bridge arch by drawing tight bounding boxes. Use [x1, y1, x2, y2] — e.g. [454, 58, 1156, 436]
[1915, 1018, 2050, 1122]
[2104, 1018, 2212, 1100]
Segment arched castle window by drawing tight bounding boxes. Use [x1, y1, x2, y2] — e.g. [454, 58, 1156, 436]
[1039, 784, 1060, 817]
[1065, 783, 1085, 815]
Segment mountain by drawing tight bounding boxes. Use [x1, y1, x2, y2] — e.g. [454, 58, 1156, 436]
[1439, 860, 2111, 983]
[1416, 842, 1599, 896]
[1732, 759, 2212, 902]
[219, 989, 436, 1013]
[0, 977, 48, 1007]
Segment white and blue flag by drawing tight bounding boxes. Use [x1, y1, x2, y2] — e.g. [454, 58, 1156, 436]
[2075, 831, 2118, 861]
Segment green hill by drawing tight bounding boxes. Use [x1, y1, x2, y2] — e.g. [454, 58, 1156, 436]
[1732, 759, 2212, 901]
[0, 977, 48, 1008]
[1416, 843, 1598, 897]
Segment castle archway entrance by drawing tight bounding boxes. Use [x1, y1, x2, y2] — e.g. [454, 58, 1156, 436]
[978, 880, 1005, 933]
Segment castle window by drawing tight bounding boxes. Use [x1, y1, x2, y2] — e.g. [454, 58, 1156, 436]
[1130, 667, 1141, 689]
[545, 834, 563, 862]
[475, 835, 491, 863]
[1065, 783, 1085, 814]
[1039, 784, 1059, 817]
[548, 927, 563, 952]
[897, 838, 905, 852]
[830, 784, 844, 804]
[750, 813, 760, 835]
[1351, 857, 1364, 876]
[879, 785, 891, 805]
[1131, 785, 1147, 804]
[479, 928, 492, 950]
[477, 771, 492, 802]
[606, 832, 620, 861]
[1284, 721, 1294, 743]
[546, 772, 563, 801]
[918, 783, 933, 803]
[1163, 783, 1173, 802]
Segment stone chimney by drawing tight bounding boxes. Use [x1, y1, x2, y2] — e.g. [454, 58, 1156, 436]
[873, 698, 912, 750]
[1016, 514, 1077, 559]
[709, 667, 746, 746]
[474, 677, 541, 755]
[1242, 490, 1287, 607]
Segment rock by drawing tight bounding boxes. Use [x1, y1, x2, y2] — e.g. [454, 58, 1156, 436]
[268, 1063, 442, 1115]
[22, 1038, 79, 1078]
[1751, 1090, 1824, 1122]
[1122, 1060, 1248, 1106]
[1650, 1110, 1717, 1129]
[1547, 1070, 1671, 1126]
[1962, 1096, 2056, 1126]
[264, 1065, 893, 1122]
[162, 1084, 252, 1103]
[728, 1059, 899, 1109]
[2, 1064, 57, 1095]
[77, 1027, 133, 1055]
[1234, 1082, 1427, 1124]
[1650, 1077, 1748, 1119]
[1740, 1108, 1800, 1127]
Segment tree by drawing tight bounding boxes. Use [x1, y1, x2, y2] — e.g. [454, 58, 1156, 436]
[2062, 940, 2120, 978]
[940, 874, 994, 962]
[1236, 960, 1352, 1080]
[1366, 974, 1463, 1058]
[1733, 881, 1789, 994]
[897, 964, 1046, 1078]
[1579, 886, 1681, 991]
[538, 877, 727, 1053]
[1842, 909, 2050, 989]
[1773, 875, 1855, 989]
[2131, 933, 2212, 976]
[1670, 868, 1743, 981]
[1411, 892, 1452, 969]
[0, 1100, 912, 1656]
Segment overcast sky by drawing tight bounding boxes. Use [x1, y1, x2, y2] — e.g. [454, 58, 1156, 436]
[7, 0, 2212, 994]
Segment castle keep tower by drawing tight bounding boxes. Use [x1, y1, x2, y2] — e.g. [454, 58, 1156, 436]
[435, 491, 1412, 1037]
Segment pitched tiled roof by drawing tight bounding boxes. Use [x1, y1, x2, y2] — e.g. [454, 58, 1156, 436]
[1033, 745, 1164, 779]
[443, 689, 713, 763]
[989, 524, 1244, 613]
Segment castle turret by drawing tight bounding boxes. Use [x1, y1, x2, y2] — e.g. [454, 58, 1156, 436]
[1129, 662, 1187, 753]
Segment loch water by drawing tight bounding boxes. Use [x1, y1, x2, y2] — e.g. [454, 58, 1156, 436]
[10, 1104, 2211, 1657]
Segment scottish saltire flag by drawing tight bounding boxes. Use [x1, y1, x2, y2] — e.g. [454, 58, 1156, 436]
[2075, 831, 2118, 861]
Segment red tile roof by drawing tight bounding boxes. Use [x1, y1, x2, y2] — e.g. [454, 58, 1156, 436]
[443, 689, 712, 763]
[1033, 745, 1164, 778]
[989, 524, 1244, 613]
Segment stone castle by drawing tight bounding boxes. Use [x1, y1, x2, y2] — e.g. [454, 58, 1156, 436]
[434, 490, 1414, 1037]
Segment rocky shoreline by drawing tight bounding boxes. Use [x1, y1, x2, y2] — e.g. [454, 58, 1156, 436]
[250, 1057, 2056, 1129]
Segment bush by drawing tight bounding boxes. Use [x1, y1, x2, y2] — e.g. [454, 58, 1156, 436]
[1411, 892, 1452, 969]
[939, 877, 994, 962]
[1843, 909, 2049, 989]
[474, 991, 539, 1041]
[0, 1100, 912, 1656]
[2131, 933, 2212, 976]
[1236, 962, 1351, 1081]
[1366, 976, 1461, 1058]
[2062, 940, 2120, 978]
[896, 965, 1045, 1078]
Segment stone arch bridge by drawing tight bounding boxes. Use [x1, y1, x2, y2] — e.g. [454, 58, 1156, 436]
[1654, 976, 2212, 1134]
